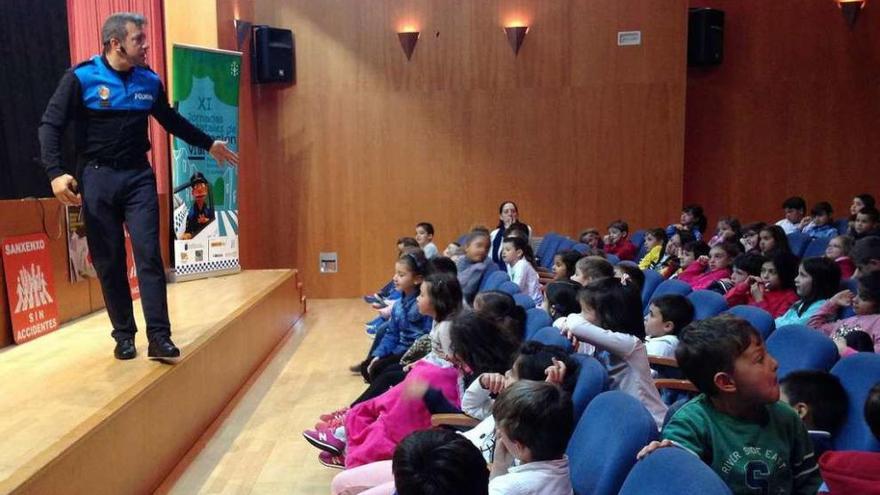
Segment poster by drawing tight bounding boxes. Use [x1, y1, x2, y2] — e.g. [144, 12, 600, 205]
[170, 45, 242, 280]
[2, 233, 61, 344]
[65, 205, 139, 299]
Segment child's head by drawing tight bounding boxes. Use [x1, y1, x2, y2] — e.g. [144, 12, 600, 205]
[851, 193, 876, 217]
[645, 294, 695, 338]
[395, 251, 428, 294]
[665, 229, 695, 256]
[740, 222, 767, 251]
[852, 236, 880, 275]
[505, 222, 530, 240]
[571, 256, 614, 286]
[825, 235, 853, 261]
[794, 257, 841, 307]
[579, 228, 602, 248]
[449, 312, 519, 375]
[426, 256, 458, 277]
[715, 217, 742, 242]
[501, 236, 529, 266]
[854, 207, 879, 235]
[607, 220, 629, 243]
[497, 201, 520, 228]
[417, 272, 463, 322]
[397, 236, 420, 254]
[759, 225, 791, 256]
[644, 228, 667, 250]
[836, 330, 875, 353]
[613, 261, 645, 294]
[545, 281, 581, 320]
[676, 316, 779, 404]
[680, 241, 710, 269]
[578, 276, 645, 340]
[463, 230, 491, 262]
[707, 242, 739, 271]
[415, 222, 435, 247]
[781, 196, 807, 224]
[854, 271, 880, 316]
[444, 242, 464, 259]
[780, 370, 847, 433]
[866, 382, 880, 440]
[512, 341, 580, 393]
[553, 250, 582, 281]
[392, 429, 488, 495]
[810, 202, 834, 227]
[731, 253, 766, 285]
[492, 380, 574, 463]
[473, 291, 527, 343]
[760, 252, 799, 291]
[681, 204, 708, 233]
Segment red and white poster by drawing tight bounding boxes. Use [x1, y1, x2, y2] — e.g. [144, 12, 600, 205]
[125, 232, 140, 300]
[2, 233, 61, 344]
[65, 206, 139, 300]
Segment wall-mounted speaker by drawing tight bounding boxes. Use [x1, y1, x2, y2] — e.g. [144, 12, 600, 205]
[252, 25, 295, 84]
[688, 8, 724, 67]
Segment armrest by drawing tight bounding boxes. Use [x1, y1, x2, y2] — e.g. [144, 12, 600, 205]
[431, 413, 480, 428]
[654, 379, 698, 393]
[648, 356, 679, 368]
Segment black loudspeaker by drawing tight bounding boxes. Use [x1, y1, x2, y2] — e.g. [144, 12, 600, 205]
[252, 25, 295, 84]
[688, 8, 724, 67]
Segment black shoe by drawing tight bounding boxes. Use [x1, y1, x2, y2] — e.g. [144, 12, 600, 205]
[114, 339, 137, 360]
[348, 363, 362, 374]
[148, 338, 181, 363]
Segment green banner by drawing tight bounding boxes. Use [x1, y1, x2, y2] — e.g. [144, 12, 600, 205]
[170, 45, 242, 279]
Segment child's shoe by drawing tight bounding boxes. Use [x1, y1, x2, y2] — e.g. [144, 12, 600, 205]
[303, 428, 345, 456]
[318, 451, 345, 469]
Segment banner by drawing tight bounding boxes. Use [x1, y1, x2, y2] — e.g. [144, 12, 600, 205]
[170, 45, 242, 280]
[65, 206, 139, 299]
[2, 233, 60, 344]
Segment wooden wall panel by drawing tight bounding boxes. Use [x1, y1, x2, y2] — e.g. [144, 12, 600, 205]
[246, 0, 688, 297]
[684, 0, 880, 226]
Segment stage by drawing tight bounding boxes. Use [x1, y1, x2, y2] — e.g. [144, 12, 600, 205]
[0, 269, 303, 495]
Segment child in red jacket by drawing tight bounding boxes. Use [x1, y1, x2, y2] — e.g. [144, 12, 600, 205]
[725, 252, 799, 318]
[603, 220, 637, 261]
[819, 382, 880, 494]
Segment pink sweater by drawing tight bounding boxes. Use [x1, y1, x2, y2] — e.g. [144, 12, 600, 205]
[677, 262, 732, 291]
[724, 282, 799, 318]
[808, 300, 880, 352]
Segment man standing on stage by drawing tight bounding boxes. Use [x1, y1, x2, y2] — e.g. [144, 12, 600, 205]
[38, 12, 238, 361]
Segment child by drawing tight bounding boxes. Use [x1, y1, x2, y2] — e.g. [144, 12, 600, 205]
[725, 252, 800, 318]
[666, 204, 707, 241]
[808, 271, 880, 352]
[603, 220, 637, 261]
[776, 196, 807, 234]
[759, 225, 792, 257]
[614, 262, 645, 294]
[833, 330, 875, 357]
[473, 291, 528, 345]
[364, 237, 421, 306]
[638, 228, 666, 270]
[444, 241, 464, 261]
[457, 230, 494, 305]
[740, 221, 767, 254]
[710, 252, 765, 296]
[489, 380, 575, 494]
[826, 235, 855, 279]
[415, 222, 439, 259]
[677, 242, 739, 291]
[818, 382, 880, 494]
[779, 370, 848, 457]
[544, 281, 581, 322]
[570, 256, 614, 286]
[560, 277, 668, 426]
[850, 193, 876, 219]
[579, 228, 604, 250]
[502, 236, 543, 306]
[851, 206, 880, 241]
[853, 236, 880, 275]
[552, 250, 583, 282]
[708, 217, 741, 247]
[801, 202, 838, 239]
[638, 316, 822, 494]
[393, 430, 488, 495]
[657, 230, 695, 278]
[668, 240, 710, 279]
[775, 257, 841, 327]
[644, 294, 695, 358]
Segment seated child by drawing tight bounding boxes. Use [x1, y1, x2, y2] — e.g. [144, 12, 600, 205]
[818, 382, 880, 495]
[489, 380, 575, 495]
[708, 217, 741, 247]
[415, 222, 439, 259]
[552, 250, 583, 282]
[833, 330, 875, 357]
[775, 257, 841, 327]
[657, 229, 694, 278]
[740, 222, 767, 254]
[544, 282, 581, 322]
[603, 220, 637, 261]
[444, 241, 465, 262]
[638, 228, 667, 270]
[779, 370, 848, 458]
[826, 235, 855, 279]
[579, 228, 604, 250]
[759, 225, 793, 257]
[801, 202, 838, 239]
[472, 291, 528, 345]
[392, 429, 489, 495]
[457, 230, 494, 305]
[638, 316, 822, 494]
[614, 261, 646, 294]
[364, 237, 420, 306]
[809, 271, 880, 352]
[709, 252, 765, 296]
[677, 242, 739, 291]
[725, 252, 800, 318]
[665, 204, 707, 241]
[851, 206, 880, 241]
[502, 237, 543, 305]
[570, 256, 614, 286]
[644, 294, 695, 359]
[852, 236, 880, 275]
[776, 196, 807, 234]
[667, 240, 710, 279]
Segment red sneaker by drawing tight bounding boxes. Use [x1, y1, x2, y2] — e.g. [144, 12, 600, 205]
[302, 428, 345, 456]
[318, 451, 345, 469]
[315, 415, 345, 430]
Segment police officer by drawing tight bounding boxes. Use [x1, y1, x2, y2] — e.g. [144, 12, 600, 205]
[38, 12, 239, 361]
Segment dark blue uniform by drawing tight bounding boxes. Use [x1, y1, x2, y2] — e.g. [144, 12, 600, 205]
[39, 55, 214, 343]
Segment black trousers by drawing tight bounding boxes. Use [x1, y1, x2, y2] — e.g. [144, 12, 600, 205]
[80, 163, 170, 342]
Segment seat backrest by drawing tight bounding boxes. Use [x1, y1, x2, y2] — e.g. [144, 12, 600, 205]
[558, 237, 577, 253]
[839, 278, 859, 319]
[536, 233, 562, 268]
[630, 230, 647, 250]
[567, 391, 660, 495]
[524, 307, 553, 339]
[787, 231, 810, 257]
[606, 253, 621, 265]
[640, 270, 664, 308]
[528, 326, 573, 352]
[572, 243, 590, 254]
[618, 447, 732, 495]
[830, 353, 880, 451]
[570, 353, 609, 423]
[686, 290, 729, 321]
[479, 270, 509, 292]
[802, 236, 831, 259]
[514, 293, 537, 309]
[834, 218, 850, 235]
[766, 324, 839, 379]
[725, 305, 776, 340]
[646, 279, 693, 313]
[498, 280, 520, 296]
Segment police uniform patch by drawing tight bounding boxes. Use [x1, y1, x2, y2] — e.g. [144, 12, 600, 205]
[98, 85, 110, 107]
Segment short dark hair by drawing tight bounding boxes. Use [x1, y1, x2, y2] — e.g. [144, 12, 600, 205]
[646, 228, 667, 244]
[473, 291, 527, 342]
[505, 222, 530, 240]
[857, 271, 880, 307]
[811, 202, 833, 217]
[397, 237, 420, 248]
[426, 256, 457, 277]
[714, 241, 743, 259]
[615, 261, 645, 294]
[676, 315, 761, 397]
[782, 196, 807, 212]
[650, 295, 695, 336]
[852, 236, 880, 269]
[857, 206, 880, 224]
[843, 330, 875, 353]
[682, 204, 708, 233]
[866, 382, 880, 439]
[733, 253, 766, 276]
[102, 12, 146, 51]
[416, 222, 435, 236]
[578, 276, 645, 339]
[682, 240, 710, 258]
[424, 272, 462, 322]
[855, 194, 877, 211]
[608, 220, 629, 233]
[575, 256, 614, 281]
[545, 281, 581, 319]
[393, 429, 489, 495]
[513, 341, 580, 393]
[780, 370, 848, 433]
[450, 312, 518, 376]
[555, 250, 583, 279]
[493, 380, 574, 461]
